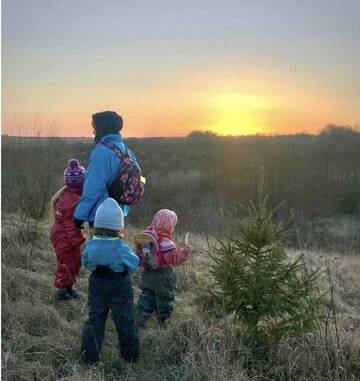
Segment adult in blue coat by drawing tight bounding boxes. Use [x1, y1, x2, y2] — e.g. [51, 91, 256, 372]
[74, 111, 140, 228]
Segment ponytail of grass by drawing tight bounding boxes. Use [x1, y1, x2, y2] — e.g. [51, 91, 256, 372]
[50, 186, 67, 219]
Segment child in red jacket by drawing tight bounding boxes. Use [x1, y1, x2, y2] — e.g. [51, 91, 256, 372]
[50, 159, 86, 301]
[136, 209, 190, 327]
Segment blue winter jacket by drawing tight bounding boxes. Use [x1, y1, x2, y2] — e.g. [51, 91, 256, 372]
[82, 236, 140, 273]
[74, 133, 140, 222]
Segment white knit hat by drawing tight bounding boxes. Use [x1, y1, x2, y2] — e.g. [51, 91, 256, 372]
[94, 198, 124, 231]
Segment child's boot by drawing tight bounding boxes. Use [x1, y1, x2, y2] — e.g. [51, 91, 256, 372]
[66, 286, 79, 299]
[55, 288, 71, 301]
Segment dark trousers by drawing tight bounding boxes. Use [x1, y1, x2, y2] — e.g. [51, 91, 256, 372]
[81, 269, 139, 363]
[136, 267, 176, 325]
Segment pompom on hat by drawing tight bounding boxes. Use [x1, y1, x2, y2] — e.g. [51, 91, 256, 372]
[64, 159, 86, 189]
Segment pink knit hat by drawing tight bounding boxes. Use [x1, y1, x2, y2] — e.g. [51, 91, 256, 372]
[64, 159, 86, 189]
[150, 209, 178, 232]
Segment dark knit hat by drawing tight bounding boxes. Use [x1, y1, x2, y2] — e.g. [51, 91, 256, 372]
[92, 111, 123, 142]
[64, 159, 86, 189]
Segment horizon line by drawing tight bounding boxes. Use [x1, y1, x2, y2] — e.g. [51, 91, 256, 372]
[0, 132, 335, 139]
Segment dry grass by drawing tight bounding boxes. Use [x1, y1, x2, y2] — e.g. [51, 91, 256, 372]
[2, 214, 360, 380]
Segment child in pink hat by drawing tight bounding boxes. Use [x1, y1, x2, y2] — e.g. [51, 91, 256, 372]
[136, 209, 190, 327]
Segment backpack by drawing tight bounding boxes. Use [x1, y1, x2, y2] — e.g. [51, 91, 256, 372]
[134, 229, 162, 269]
[100, 140, 145, 205]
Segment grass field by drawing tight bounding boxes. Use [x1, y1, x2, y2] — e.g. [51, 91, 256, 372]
[2, 213, 360, 380]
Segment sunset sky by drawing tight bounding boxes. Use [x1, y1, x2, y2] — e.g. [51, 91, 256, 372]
[2, 0, 360, 137]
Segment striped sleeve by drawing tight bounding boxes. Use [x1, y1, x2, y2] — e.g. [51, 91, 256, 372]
[159, 238, 177, 253]
[160, 238, 189, 267]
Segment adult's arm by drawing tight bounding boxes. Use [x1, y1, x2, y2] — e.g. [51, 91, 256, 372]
[74, 146, 111, 222]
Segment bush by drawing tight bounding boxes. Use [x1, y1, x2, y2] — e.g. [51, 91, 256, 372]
[209, 175, 322, 350]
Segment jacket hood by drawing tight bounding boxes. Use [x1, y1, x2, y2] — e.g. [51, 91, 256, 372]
[95, 127, 121, 143]
[93, 111, 123, 143]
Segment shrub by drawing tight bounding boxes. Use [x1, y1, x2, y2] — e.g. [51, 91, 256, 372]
[209, 174, 322, 349]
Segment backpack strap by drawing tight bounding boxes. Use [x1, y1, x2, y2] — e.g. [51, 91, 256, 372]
[99, 140, 130, 161]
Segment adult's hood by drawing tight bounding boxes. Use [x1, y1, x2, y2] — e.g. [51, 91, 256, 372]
[93, 111, 123, 143]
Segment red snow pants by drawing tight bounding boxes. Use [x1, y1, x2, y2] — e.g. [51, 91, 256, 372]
[54, 246, 82, 289]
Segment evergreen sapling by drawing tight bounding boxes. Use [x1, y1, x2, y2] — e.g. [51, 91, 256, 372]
[210, 173, 321, 346]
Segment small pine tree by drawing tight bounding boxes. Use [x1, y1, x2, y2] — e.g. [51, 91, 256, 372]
[210, 170, 321, 345]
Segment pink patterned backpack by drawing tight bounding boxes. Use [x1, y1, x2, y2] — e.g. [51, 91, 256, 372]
[134, 229, 162, 269]
[100, 140, 145, 205]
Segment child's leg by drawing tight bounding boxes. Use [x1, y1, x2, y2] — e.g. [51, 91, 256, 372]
[108, 274, 139, 362]
[68, 247, 82, 286]
[155, 290, 175, 323]
[136, 288, 156, 327]
[54, 251, 72, 289]
[81, 275, 109, 363]
[154, 268, 176, 323]
[55, 248, 80, 290]
[66, 247, 82, 298]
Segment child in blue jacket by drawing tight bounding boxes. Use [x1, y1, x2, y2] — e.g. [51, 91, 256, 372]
[81, 198, 140, 363]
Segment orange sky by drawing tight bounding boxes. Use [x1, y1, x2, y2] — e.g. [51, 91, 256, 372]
[2, 1, 360, 137]
[3, 69, 359, 137]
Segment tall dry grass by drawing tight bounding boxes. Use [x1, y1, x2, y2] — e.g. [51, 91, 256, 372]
[1, 213, 360, 380]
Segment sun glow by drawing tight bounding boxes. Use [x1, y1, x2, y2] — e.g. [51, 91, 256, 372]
[206, 93, 269, 136]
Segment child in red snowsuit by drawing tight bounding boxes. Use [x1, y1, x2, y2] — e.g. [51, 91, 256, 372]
[50, 159, 86, 300]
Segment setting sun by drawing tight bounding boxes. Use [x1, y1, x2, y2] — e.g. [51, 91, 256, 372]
[206, 93, 269, 136]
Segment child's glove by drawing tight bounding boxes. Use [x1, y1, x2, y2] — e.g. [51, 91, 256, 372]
[74, 218, 84, 229]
